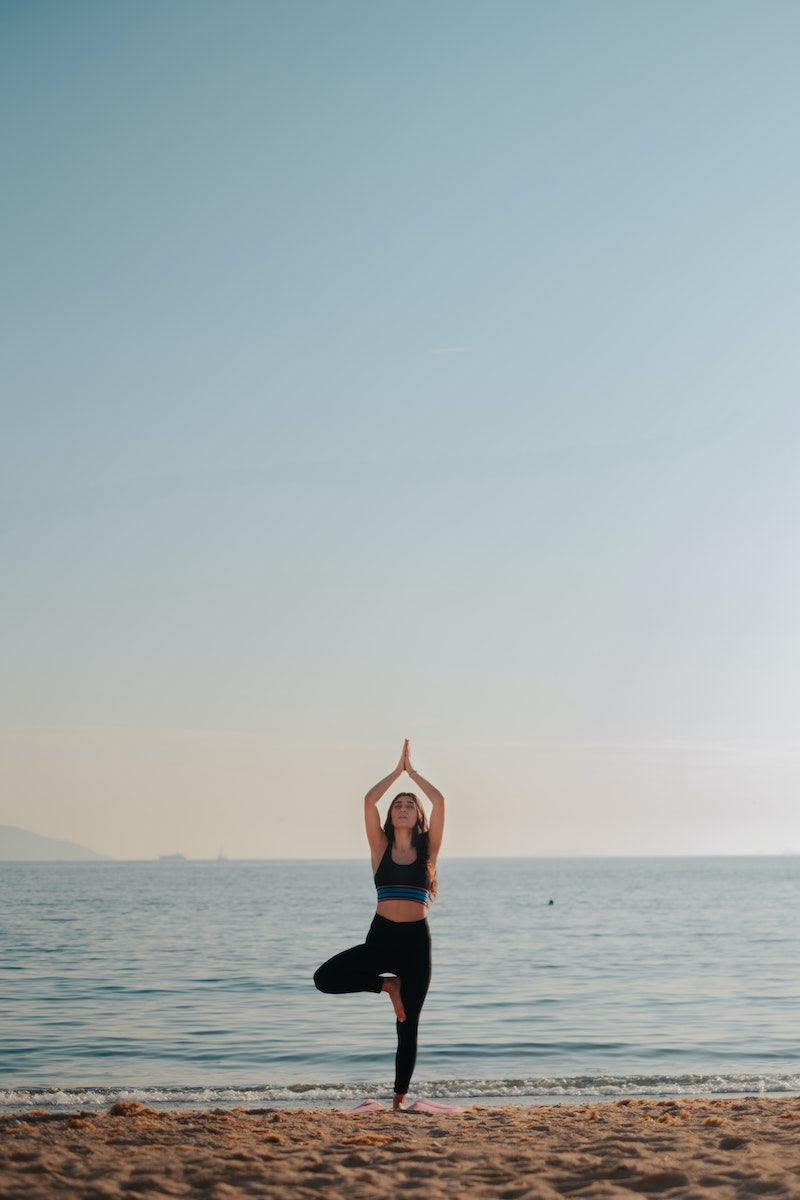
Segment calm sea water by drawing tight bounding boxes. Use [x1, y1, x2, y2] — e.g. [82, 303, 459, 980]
[2, 857, 798, 1111]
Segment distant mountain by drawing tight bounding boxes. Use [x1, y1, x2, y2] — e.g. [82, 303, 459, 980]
[0, 825, 109, 861]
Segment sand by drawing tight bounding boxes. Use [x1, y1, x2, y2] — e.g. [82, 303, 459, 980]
[1, 1096, 798, 1199]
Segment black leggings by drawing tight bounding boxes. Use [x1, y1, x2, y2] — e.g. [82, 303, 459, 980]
[314, 914, 432, 1095]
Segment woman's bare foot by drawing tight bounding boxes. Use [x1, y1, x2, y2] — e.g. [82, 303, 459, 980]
[393, 1093, 407, 1111]
[381, 977, 405, 1022]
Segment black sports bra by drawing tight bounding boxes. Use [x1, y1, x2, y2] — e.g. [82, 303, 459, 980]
[374, 844, 430, 905]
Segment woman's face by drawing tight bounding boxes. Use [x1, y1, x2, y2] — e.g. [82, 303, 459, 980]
[390, 794, 419, 831]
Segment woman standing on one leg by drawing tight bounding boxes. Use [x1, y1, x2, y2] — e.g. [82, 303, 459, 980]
[313, 740, 445, 1110]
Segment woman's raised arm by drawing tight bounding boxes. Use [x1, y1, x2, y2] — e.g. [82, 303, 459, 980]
[364, 740, 408, 853]
[404, 743, 445, 862]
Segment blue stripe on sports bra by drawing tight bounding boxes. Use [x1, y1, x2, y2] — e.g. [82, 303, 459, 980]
[376, 885, 430, 905]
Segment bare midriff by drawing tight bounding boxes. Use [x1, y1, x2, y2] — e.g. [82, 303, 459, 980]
[376, 898, 429, 922]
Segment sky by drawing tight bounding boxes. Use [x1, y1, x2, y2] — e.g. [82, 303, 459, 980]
[2, 1, 799, 860]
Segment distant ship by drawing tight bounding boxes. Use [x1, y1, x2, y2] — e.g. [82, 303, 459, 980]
[158, 852, 187, 862]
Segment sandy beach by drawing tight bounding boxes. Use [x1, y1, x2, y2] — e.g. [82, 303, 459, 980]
[1, 1096, 798, 1199]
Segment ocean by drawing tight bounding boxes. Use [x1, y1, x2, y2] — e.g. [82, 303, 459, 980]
[2, 856, 798, 1111]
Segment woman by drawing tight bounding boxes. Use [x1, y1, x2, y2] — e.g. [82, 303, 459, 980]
[313, 740, 445, 1110]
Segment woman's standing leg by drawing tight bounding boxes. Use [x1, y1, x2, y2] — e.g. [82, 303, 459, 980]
[315, 916, 432, 1105]
[392, 921, 432, 1101]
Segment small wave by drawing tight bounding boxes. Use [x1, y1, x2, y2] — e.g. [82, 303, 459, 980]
[3, 1073, 798, 1113]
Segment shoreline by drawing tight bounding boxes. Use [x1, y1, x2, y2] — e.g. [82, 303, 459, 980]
[4, 1089, 799, 1116]
[2, 1095, 798, 1198]
[3, 1079, 798, 1116]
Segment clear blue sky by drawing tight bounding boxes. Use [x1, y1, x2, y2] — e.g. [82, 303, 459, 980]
[3, 1, 799, 858]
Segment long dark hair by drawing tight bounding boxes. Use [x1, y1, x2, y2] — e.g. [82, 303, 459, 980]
[383, 792, 438, 899]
